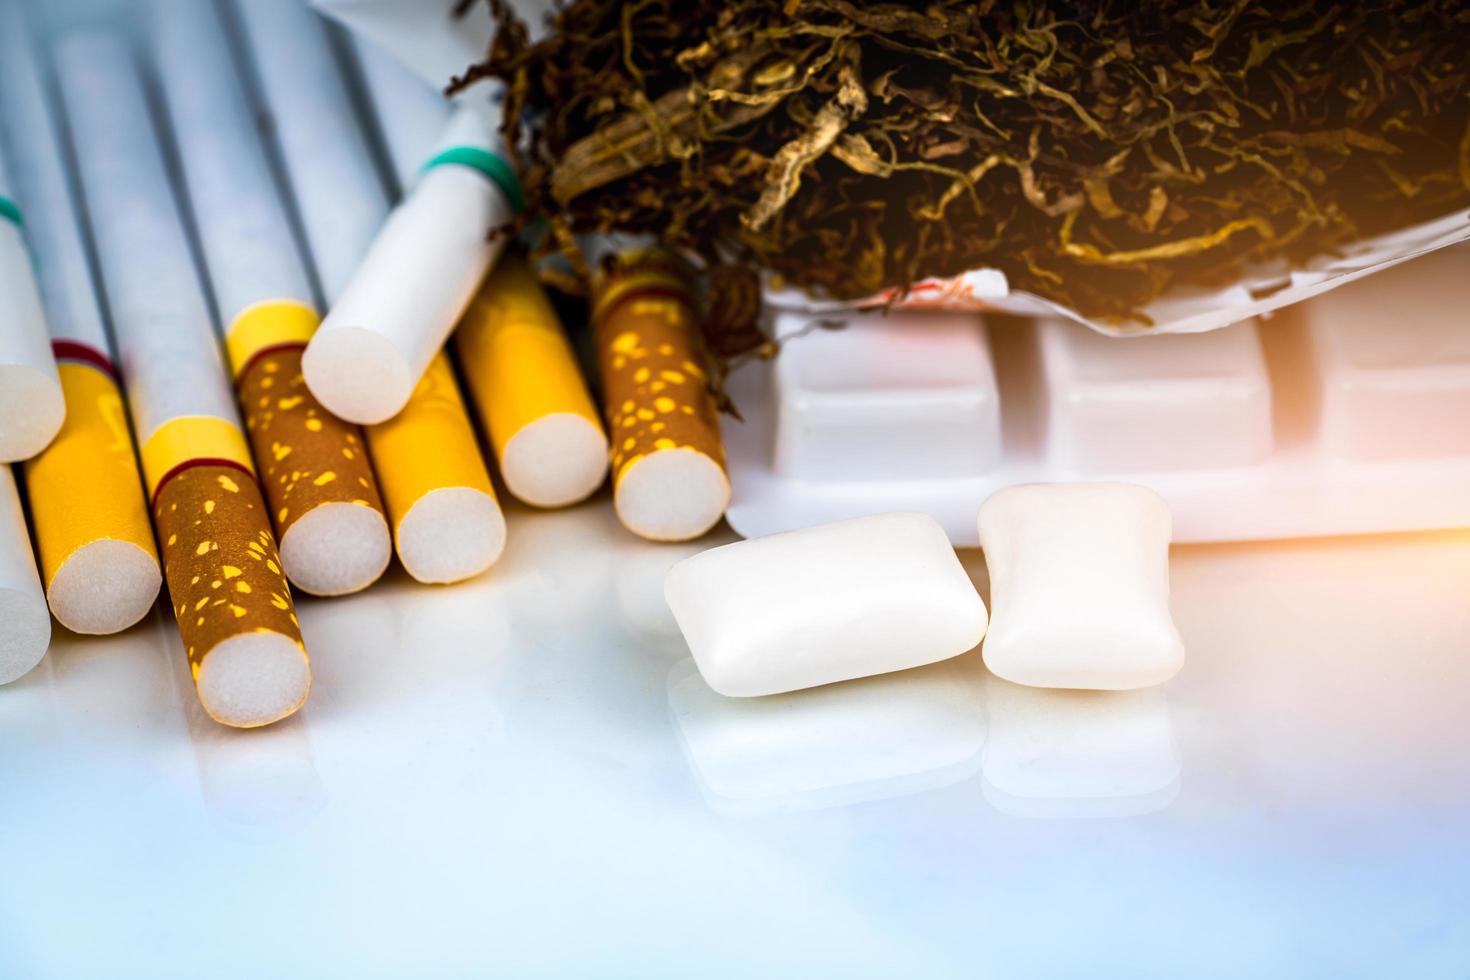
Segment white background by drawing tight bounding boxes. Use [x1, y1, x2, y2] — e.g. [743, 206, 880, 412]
[3, 496, 1467, 978]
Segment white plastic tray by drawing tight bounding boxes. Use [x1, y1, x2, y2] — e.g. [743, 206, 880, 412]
[725, 242, 1470, 544]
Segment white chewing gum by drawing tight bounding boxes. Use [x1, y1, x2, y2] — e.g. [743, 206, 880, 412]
[665, 512, 988, 697]
[978, 482, 1184, 690]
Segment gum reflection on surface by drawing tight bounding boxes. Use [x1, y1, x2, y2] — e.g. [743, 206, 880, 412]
[667, 657, 987, 817]
[981, 674, 1180, 819]
[668, 653, 1182, 820]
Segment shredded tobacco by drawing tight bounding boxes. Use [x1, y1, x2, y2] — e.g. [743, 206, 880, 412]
[455, 0, 1470, 355]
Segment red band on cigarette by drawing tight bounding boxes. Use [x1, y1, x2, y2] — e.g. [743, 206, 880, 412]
[234, 340, 309, 384]
[149, 457, 255, 509]
[52, 340, 117, 380]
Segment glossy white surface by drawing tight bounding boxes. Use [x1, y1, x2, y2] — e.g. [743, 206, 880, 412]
[3, 498, 1469, 978]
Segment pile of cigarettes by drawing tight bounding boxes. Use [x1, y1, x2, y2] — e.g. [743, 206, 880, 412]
[0, 0, 730, 726]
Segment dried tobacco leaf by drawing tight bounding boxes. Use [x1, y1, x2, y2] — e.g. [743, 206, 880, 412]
[457, 0, 1470, 355]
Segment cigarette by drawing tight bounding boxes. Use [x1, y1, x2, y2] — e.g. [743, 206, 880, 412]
[26, 352, 164, 635]
[302, 50, 521, 424]
[592, 247, 731, 541]
[227, 0, 388, 304]
[454, 254, 608, 508]
[346, 34, 452, 198]
[0, 466, 50, 685]
[0, 3, 161, 634]
[367, 352, 505, 584]
[56, 33, 310, 728]
[0, 145, 64, 463]
[149, 0, 390, 597]
[233, 5, 504, 582]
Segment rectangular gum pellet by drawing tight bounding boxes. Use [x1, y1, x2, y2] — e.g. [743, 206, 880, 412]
[1035, 318, 1273, 473]
[978, 483, 1184, 691]
[1282, 243, 1470, 461]
[664, 512, 989, 698]
[773, 310, 1001, 481]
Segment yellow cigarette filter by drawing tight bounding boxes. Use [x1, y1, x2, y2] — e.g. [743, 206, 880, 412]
[142, 417, 309, 728]
[593, 248, 730, 542]
[454, 254, 608, 508]
[225, 300, 391, 596]
[21, 342, 160, 634]
[367, 351, 505, 584]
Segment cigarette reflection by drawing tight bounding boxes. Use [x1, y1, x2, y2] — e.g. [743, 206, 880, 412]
[981, 676, 1180, 819]
[667, 657, 986, 817]
[185, 710, 325, 841]
[499, 502, 616, 626]
[177, 603, 341, 840]
[42, 611, 176, 731]
[294, 584, 403, 717]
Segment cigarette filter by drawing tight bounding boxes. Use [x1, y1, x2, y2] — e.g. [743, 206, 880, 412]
[151, 0, 389, 596]
[0, 151, 64, 463]
[594, 249, 730, 541]
[367, 352, 505, 584]
[0, 2, 160, 633]
[229, 306, 390, 596]
[57, 32, 309, 727]
[455, 254, 607, 508]
[24, 353, 162, 634]
[0, 465, 50, 685]
[303, 99, 521, 424]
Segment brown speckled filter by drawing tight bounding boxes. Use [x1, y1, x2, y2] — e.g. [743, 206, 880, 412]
[154, 464, 303, 677]
[594, 249, 727, 487]
[240, 347, 383, 529]
[227, 302, 388, 594]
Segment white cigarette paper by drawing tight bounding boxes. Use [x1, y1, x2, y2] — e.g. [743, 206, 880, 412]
[349, 34, 452, 197]
[665, 512, 989, 697]
[0, 465, 50, 685]
[149, 0, 315, 324]
[0, 1, 111, 358]
[230, 0, 386, 304]
[304, 61, 517, 424]
[977, 483, 1185, 690]
[0, 148, 64, 462]
[53, 34, 239, 441]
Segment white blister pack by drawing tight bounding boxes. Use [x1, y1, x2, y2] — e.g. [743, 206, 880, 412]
[725, 242, 1470, 545]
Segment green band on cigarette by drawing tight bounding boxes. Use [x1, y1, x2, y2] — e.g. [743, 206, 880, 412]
[422, 146, 525, 214]
[0, 196, 23, 229]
